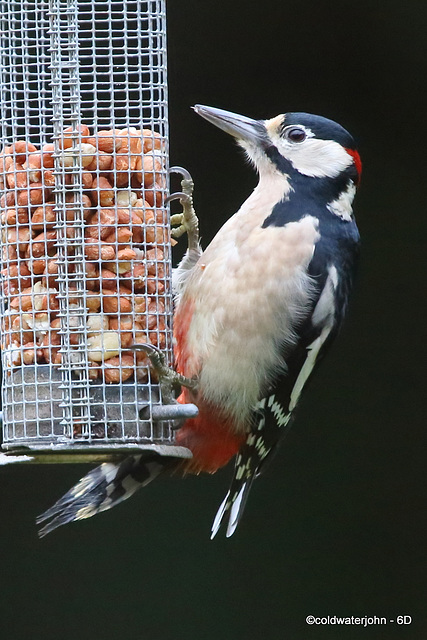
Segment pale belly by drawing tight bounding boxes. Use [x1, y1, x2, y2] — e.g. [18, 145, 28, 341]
[179, 213, 320, 430]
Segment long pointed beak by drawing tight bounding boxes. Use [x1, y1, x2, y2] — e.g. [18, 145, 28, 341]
[193, 104, 267, 145]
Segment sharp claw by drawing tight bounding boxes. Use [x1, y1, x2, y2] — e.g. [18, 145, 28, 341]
[131, 343, 198, 392]
[167, 165, 199, 251]
[169, 166, 193, 182]
[132, 343, 161, 353]
[130, 343, 165, 372]
[165, 191, 192, 206]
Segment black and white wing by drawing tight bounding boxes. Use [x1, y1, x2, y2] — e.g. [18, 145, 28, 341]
[210, 256, 356, 538]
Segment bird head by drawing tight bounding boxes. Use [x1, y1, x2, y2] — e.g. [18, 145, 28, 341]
[193, 104, 362, 187]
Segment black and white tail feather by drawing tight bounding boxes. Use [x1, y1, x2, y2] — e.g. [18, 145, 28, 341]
[36, 452, 178, 537]
[211, 395, 292, 539]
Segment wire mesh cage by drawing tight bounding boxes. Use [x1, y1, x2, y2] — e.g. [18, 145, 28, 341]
[0, 0, 195, 463]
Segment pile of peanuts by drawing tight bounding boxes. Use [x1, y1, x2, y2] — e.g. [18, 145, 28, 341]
[0, 125, 170, 384]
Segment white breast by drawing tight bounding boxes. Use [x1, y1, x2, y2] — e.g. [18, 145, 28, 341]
[179, 172, 320, 431]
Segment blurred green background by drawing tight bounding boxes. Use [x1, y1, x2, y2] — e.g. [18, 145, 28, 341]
[1, 1, 426, 638]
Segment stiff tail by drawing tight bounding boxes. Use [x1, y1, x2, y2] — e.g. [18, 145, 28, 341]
[210, 430, 268, 539]
[36, 453, 178, 537]
[211, 396, 291, 539]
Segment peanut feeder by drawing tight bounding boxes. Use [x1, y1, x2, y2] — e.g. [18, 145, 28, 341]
[0, 0, 196, 464]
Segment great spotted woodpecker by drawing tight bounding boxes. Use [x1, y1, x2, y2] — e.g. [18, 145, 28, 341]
[37, 105, 361, 538]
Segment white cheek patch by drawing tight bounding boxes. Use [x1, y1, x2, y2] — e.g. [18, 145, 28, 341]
[266, 124, 353, 180]
[287, 138, 353, 178]
[327, 181, 356, 221]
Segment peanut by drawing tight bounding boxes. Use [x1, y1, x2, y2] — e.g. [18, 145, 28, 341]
[142, 129, 163, 153]
[26, 230, 56, 259]
[1, 191, 15, 207]
[93, 130, 123, 154]
[61, 124, 91, 148]
[40, 144, 55, 168]
[85, 209, 116, 240]
[17, 183, 47, 207]
[144, 189, 162, 208]
[104, 354, 135, 383]
[85, 294, 102, 313]
[10, 288, 34, 312]
[112, 155, 133, 187]
[11, 314, 33, 344]
[65, 192, 93, 220]
[134, 295, 147, 315]
[31, 204, 56, 229]
[84, 262, 99, 290]
[23, 153, 42, 183]
[1, 262, 32, 293]
[10, 140, 38, 164]
[91, 176, 115, 207]
[84, 238, 116, 262]
[145, 248, 165, 276]
[87, 331, 120, 362]
[3, 208, 29, 225]
[101, 288, 132, 315]
[116, 190, 138, 207]
[106, 261, 132, 275]
[22, 342, 38, 365]
[33, 281, 59, 312]
[122, 263, 147, 291]
[117, 247, 137, 261]
[109, 315, 137, 348]
[6, 162, 28, 189]
[22, 312, 50, 334]
[104, 227, 133, 245]
[8, 227, 32, 254]
[60, 143, 96, 168]
[29, 258, 47, 275]
[145, 223, 166, 245]
[42, 170, 56, 187]
[41, 321, 62, 364]
[2, 244, 18, 263]
[81, 171, 93, 189]
[136, 155, 163, 187]
[146, 278, 165, 294]
[149, 330, 166, 349]
[5, 342, 22, 367]
[100, 268, 118, 290]
[86, 150, 112, 173]
[88, 363, 101, 380]
[133, 332, 150, 364]
[86, 313, 109, 337]
[117, 129, 142, 153]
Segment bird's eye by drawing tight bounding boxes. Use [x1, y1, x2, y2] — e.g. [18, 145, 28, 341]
[284, 127, 306, 143]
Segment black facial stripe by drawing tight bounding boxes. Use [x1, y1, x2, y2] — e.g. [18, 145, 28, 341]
[263, 145, 358, 228]
[262, 178, 352, 229]
[263, 143, 293, 172]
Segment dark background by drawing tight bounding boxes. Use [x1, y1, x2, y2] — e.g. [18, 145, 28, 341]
[1, 1, 426, 639]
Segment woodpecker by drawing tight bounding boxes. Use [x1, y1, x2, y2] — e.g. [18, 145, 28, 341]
[37, 105, 361, 538]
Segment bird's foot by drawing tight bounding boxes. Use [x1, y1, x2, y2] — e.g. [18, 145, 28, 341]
[131, 343, 198, 404]
[167, 166, 199, 252]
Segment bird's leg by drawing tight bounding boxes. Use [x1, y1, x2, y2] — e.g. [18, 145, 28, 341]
[131, 343, 198, 405]
[167, 166, 199, 252]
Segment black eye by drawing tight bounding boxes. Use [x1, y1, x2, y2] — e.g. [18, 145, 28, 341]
[285, 127, 306, 143]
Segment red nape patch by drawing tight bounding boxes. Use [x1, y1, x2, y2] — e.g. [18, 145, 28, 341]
[176, 389, 245, 475]
[345, 148, 362, 182]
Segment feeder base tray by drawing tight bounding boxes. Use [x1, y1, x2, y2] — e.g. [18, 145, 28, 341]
[0, 442, 193, 464]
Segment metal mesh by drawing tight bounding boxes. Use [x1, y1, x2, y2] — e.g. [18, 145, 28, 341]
[0, 0, 182, 454]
